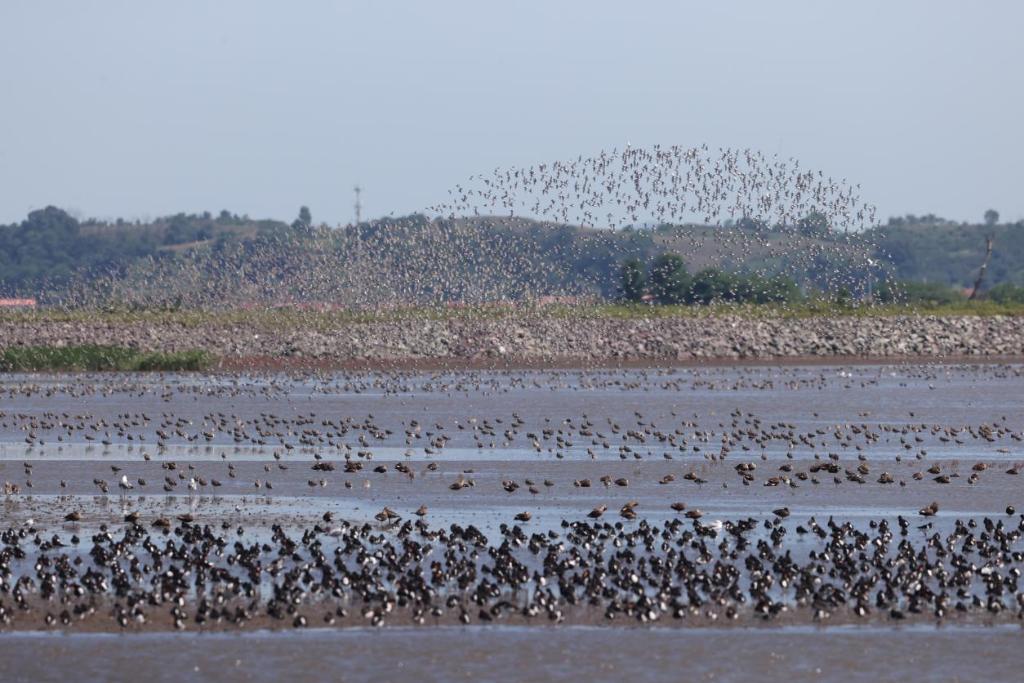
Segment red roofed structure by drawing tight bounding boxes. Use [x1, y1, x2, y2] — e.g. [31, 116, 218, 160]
[0, 298, 37, 308]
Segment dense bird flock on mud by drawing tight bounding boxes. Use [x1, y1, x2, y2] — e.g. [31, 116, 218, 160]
[1, 365, 1024, 631]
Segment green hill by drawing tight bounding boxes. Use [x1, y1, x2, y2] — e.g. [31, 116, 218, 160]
[2, 206, 1022, 307]
[868, 216, 1024, 288]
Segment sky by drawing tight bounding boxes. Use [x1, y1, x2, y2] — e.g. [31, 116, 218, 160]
[0, 0, 1021, 227]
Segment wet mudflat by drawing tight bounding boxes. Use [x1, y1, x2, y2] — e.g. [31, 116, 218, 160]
[2, 624, 1021, 683]
[2, 363, 1022, 527]
[1, 363, 1023, 681]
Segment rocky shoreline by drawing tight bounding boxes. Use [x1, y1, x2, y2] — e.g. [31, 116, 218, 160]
[2, 313, 1023, 365]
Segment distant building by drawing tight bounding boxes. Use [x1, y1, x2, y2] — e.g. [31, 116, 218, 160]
[0, 298, 37, 309]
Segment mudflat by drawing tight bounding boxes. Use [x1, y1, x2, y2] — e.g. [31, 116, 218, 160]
[1, 363, 1022, 681]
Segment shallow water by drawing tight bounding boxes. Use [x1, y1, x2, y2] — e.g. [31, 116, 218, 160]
[3, 624, 1022, 683]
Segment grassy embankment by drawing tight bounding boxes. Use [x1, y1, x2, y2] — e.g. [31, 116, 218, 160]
[586, 300, 1024, 320]
[0, 345, 212, 372]
[1, 300, 1022, 329]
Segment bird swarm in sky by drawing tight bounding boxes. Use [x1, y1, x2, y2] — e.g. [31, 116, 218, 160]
[58, 144, 881, 310]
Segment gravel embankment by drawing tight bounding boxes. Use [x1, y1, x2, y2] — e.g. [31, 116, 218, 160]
[2, 314, 1023, 365]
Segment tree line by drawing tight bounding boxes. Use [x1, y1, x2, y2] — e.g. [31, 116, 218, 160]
[2, 205, 1022, 304]
[619, 254, 801, 305]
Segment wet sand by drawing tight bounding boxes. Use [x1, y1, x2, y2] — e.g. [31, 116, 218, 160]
[4, 363, 1022, 530]
[213, 351, 1024, 373]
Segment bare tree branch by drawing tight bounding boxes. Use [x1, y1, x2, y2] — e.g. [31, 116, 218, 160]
[968, 235, 994, 301]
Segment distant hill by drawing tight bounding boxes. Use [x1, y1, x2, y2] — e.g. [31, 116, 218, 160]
[866, 216, 1024, 288]
[0, 207, 288, 297]
[2, 207, 1021, 307]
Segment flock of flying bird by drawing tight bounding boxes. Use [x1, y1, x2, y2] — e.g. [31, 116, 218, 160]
[434, 144, 876, 231]
[54, 144, 881, 309]
[431, 144, 881, 293]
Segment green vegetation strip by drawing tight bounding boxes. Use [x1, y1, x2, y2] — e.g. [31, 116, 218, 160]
[2, 300, 1023, 330]
[0, 345, 213, 372]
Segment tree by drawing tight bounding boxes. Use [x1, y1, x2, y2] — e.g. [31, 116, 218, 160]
[984, 209, 1000, 226]
[875, 279, 964, 305]
[987, 283, 1024, 304]
[648, 253, 690, 304]
[967, 235, 994, 300]
[797, 211, 829, 237]
[737, 216, 768, 233]
[737, 274, 800, 304]
[619, 258, 646, 302]
[687, 268, 734, 304]
[292, 206, 313, 231]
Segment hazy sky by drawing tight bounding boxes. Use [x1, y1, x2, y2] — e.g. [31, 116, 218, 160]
[1, 0, 1021, 226]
